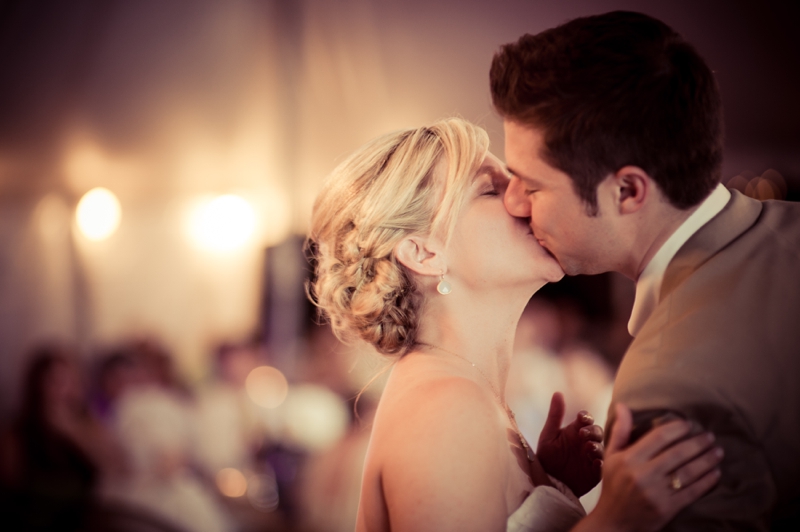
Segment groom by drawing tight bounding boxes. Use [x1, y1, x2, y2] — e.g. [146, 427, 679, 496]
[491, 11, 800, 531]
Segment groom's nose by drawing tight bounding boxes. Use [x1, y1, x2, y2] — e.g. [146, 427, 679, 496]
[504, 176, 532, 217]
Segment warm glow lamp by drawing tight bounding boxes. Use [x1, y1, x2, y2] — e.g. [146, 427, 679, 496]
[75, 187, 122, 240]
[192, 194, 256, 252]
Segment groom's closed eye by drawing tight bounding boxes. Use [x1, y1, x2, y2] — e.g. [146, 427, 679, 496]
[520, 176, 541, 194]
[524, 176, 546, 196]
[513, 178, 537, 196]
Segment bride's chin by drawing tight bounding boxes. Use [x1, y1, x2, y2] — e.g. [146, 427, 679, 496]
[516, 276, 551, 296]
[535, 249, 566, 281]
[522, 270, 564, 290]
[524, 254, 565, 283]
[541, 262, 566, 283]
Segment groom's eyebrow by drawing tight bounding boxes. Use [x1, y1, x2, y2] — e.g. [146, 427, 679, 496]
[506, 165, 539, 186]
[505, 165, 524, 179]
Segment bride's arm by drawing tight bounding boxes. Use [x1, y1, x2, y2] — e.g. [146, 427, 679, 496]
[536, 391, 604, 496]
[380, 377, 511, 532]
[571, 404, 722, 532]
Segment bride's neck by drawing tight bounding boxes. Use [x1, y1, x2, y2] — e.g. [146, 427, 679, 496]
[415, 288, 533, 397]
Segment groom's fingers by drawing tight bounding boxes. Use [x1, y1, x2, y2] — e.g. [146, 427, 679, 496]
[539, 392, 566, 444]
[628, 420, 692, 462]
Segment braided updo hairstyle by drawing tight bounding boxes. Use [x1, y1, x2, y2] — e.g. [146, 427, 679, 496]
[308, 118, 489, 356]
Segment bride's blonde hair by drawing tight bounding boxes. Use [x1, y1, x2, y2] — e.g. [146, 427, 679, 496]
[307, 118, 489, 356]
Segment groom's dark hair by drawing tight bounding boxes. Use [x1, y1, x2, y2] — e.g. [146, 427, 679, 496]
[490, 11, 723, 213]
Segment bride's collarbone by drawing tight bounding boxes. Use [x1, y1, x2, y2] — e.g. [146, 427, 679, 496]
[376, 372, 524, 465]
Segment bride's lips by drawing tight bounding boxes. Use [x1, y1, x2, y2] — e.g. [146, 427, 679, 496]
[535, 236, 556, 256]
[538, 240, 558, 260]
[520, 217, 534, 235]
[516, 216, 536, 236]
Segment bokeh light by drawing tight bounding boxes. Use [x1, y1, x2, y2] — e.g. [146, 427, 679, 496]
[245, 365, 289, 408]
[75, 187, 122, 241]
[283, 384, 349, 451]
[191, 194, 256, 251]
[216, 467, 248, 497]
[727, 169, 787, 201]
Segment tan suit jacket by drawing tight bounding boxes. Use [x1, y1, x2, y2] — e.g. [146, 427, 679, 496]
[609, 190, 800, 530]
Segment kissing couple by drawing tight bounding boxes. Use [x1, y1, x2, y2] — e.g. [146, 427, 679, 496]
[307, 10, 800, 532]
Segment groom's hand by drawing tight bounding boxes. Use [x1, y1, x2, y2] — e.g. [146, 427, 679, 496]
[536, 392, 604, 497]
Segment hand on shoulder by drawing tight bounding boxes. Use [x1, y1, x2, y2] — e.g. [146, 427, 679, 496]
[573, 404, 722, 532]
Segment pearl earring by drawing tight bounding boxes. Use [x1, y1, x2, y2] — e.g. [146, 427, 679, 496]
[436, 272, 452, 295]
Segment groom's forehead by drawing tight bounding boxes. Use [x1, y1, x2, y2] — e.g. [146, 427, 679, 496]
[506, 165, 542, 186]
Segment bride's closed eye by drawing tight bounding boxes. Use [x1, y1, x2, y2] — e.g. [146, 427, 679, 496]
[474, 161, 510, 197]
[475, 173, 501, 197]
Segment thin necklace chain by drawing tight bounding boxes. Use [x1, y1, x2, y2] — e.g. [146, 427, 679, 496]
[417, 342, 535, 462]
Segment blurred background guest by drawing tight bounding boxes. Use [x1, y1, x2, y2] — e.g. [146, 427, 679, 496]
[294, 324, 387, 532]
[101, 339, 234, 532]
[0, 344, 123, 531]
[194, 342, 265, 479]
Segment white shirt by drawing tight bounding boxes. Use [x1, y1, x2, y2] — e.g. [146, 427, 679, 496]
[627, 184, 732, 337]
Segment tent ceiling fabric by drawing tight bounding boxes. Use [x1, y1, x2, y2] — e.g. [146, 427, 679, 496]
[0, 0, 798, 201]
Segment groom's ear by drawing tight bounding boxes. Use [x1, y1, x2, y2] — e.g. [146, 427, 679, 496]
[611, 166, 650, 215]
[394, 235, 446, 277]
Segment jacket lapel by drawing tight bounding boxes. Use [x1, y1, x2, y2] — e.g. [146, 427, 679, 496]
[660, 190, 762, 301]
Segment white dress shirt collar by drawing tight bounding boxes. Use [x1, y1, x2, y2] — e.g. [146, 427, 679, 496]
[627, 183, 731, 337]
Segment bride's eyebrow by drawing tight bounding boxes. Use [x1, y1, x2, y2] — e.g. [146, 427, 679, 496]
[474, 165, 506, 181]
[471, 166, 493, 184]
[475, 167, 509, 189]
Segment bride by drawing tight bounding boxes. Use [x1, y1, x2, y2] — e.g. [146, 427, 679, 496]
[307, 118, 722, 532]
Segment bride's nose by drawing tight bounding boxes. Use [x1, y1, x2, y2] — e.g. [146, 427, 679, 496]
[504, 177, 532, 217]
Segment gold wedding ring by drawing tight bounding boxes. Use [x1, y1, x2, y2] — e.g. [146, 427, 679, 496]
[670, 474, 683, 491]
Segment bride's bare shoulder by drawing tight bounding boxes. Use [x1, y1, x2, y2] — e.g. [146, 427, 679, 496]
[362, 354, 510, 530]
[371, 353, 507, 462]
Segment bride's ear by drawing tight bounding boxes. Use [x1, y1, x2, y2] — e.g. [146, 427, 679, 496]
[394, 235, 446, 277]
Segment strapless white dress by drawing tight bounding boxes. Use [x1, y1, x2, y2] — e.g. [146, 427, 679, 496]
[507, 478, 586, 532]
